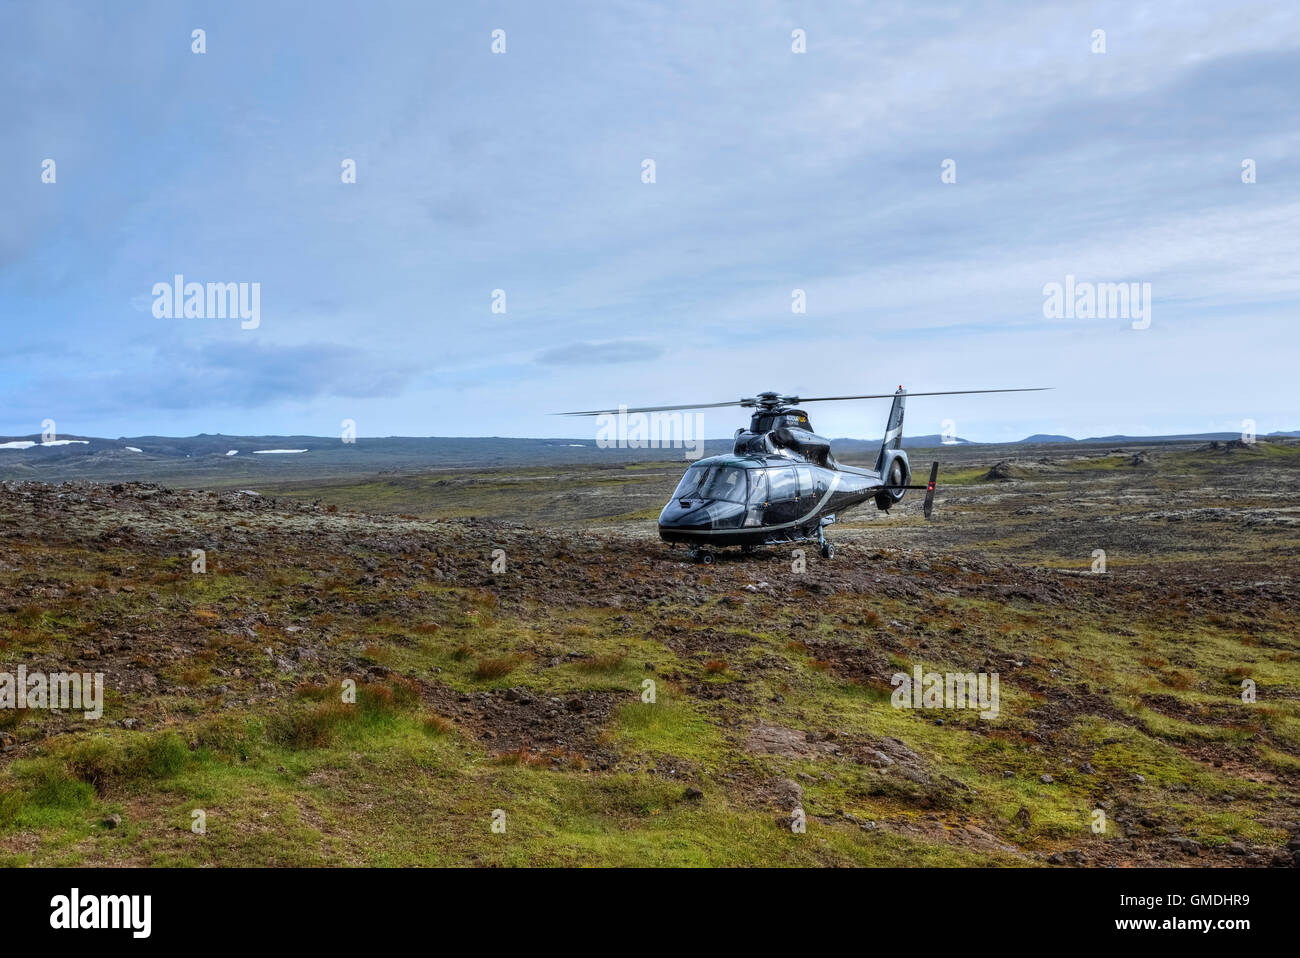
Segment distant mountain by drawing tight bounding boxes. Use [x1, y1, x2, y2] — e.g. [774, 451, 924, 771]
[830, 435, 974, 457]
[0, 434, 738, 483]
[1030, 431, 1300, 444]
[855, 430, 1299, 449]
[2, 430, 1296, 484]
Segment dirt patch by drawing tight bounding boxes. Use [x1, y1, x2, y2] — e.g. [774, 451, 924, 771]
[743, 723, 839, 758]
[421, 682, 627, 769]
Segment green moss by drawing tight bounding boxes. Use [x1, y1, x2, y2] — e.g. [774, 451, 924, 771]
[610, 693, 725, 765]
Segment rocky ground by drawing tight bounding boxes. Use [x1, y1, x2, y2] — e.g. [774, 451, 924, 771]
[0, 440, 1298, 866]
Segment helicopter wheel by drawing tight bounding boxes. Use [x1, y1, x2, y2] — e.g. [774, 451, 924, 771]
[820, 542, 834, 560]
[698, 550, 715, 565]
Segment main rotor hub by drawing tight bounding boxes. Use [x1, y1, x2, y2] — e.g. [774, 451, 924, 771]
[746, 391, 794, 411]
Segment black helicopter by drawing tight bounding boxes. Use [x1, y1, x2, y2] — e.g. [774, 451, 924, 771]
[563, 386, 1046, 562]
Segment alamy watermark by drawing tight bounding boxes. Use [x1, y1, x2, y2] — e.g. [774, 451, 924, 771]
[596, 406, 705, 460]
[1, 667, 104, 719]
[152, 274, 260, 329]
[1043, 275, 1151, 329]
[891, 665, 999, 720]
[50, 888, 150, 938]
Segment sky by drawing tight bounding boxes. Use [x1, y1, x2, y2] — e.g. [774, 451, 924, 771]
[2, 0, 1298, 443]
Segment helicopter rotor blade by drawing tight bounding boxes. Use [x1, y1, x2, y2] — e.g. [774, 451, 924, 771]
[557, 387, 1051, 416]
[791, 387, 1051, 404]
[557, 400, 748, 416]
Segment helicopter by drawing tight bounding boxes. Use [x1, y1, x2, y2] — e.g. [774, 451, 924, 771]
[562, 386, 1047, 562]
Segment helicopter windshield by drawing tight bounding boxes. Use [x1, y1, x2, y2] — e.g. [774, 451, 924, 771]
[672, 465, 748, 504]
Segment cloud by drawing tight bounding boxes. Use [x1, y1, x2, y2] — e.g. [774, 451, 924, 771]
[144, 341, 419, 409]
[537, 340, 665, 366]
[1, 340, 419, 423]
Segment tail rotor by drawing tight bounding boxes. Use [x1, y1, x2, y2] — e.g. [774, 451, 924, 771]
[923, 461, 939, 519]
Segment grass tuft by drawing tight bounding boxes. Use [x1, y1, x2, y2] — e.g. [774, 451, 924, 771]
[474, 657, 517, 681]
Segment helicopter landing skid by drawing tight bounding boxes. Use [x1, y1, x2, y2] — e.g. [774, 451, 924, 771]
[813, 515, 836, 559]
[684, 515, 837, 563]
[687, 545, 716, 565]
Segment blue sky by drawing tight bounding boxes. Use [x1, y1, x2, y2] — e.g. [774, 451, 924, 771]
[2, 1, 1297, 442]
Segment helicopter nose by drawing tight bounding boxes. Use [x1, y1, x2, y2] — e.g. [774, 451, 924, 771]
[658, 498, 744, 530]
[657, 499, 703, 528]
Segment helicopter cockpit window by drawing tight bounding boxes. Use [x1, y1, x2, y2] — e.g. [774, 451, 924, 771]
[672, 467, 704, 499]
[699, 466, 748, 503]
[672, 465, 748, 504]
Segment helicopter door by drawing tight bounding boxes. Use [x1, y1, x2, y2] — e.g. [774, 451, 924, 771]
[795, 466, 815, 518]
[765, 466, 799, 524]
[743, 469, 768, 526]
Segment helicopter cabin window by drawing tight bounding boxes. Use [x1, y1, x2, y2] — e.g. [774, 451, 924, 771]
[672, 464, 748, 504]
[767, 466, 798, 502]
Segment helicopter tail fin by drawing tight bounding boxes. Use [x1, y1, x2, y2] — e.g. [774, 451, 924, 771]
[874, 387, 907, 473]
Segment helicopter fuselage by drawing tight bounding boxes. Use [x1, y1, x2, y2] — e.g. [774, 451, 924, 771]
[657, 450, 900, 548]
